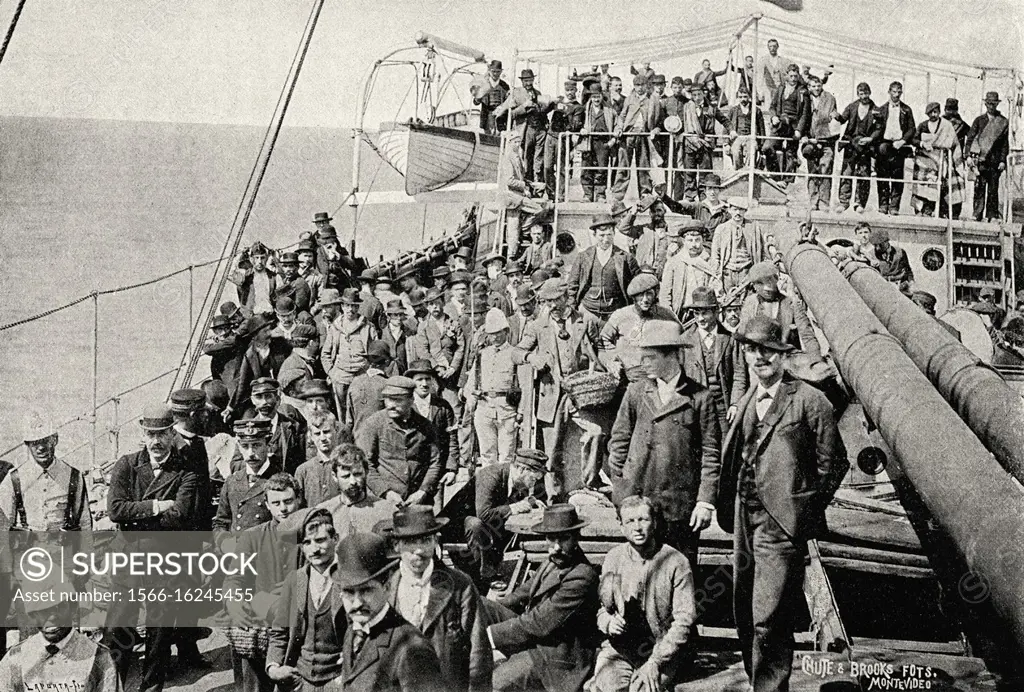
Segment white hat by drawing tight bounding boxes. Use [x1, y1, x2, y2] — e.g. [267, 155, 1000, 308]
[484, 308, 510, 334]
[728, 196, 750, 210]
[23, 409, 55, 443]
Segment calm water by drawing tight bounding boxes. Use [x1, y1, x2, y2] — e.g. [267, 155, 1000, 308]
[0, 116, 464, 463]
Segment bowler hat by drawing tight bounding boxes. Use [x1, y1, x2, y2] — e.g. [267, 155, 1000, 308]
[684, 286, 720, 310]
[531, 268, 554, 288]
[391, 505, 449, 539]
[586, 82, 603, 96]
[734, 315, 794, 352]
[201, 380, 229, 411]
[637, 321, 686, 348]
[340, 288, 362, 305]
[336, 532, 399, 589]
[318, 288, 344, 306]
[515, 448, 548, 472]
[423, 287, 444, 304]
[313, 212, 333, 223]
[449, 271, 472, 287]
[211, 314, 232, 330]
[520, 69, 535, 80]
[140, 404, 174, 431]
[652, 74, 666, 85]
[488, 59, 502, 71]
[381, 376, 416, 398]
[279, 251, 299, 265]
[538, 278, 567, 301]
[297, 238, 318, 254]
[407, 289, 428, 308]
[404, 359, 436, 379]
[944, 97, 959, 112]
[503, 260, 524, 276]
[984, 91, 1001, 103]
[22, 410, 55, 443]
[235, 315, 267, 341]
[609, 200, 630, 218]
[366, 340, 392, 365]
[316, 226, 338, 241]
[385, 299, 407, 316]
[529, 504, 589, 534]
[233, 417, 272, 440]
[627, 273, 659, 297]
[357, 269, 377, 283]
[169, 389, 206, 413]
[515, 285, 537, 306]
[299, 379, 333, 400]
[590, 213, 617, 230]
[274, 296, 297, 315]
[251, 377, 280, 395]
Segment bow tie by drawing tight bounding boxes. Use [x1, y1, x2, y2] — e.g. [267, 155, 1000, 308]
[45, 644, 60, 657]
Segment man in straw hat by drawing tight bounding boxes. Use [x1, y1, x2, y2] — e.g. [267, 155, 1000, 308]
[659, 219, 717, 318]
[567, 212, 641, 336]
[608, 320, 721, 575]
[483, 503, 600, 692]
[709, 196, 769, 292]
[335, 532, 442, 692]
[103, 404, 201, 690]
[356, 376, 443, 506]
[387, 505, 492, 692]
[465, 308, 520, 467]
[716, 315, 848, 692]
[966, 90, 1010, 222]
[594, 495, 696, 692]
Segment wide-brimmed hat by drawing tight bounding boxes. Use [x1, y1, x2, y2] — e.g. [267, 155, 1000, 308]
[210, 314, 233, 330]
[984, 91, 1001, 103]
[297, 238, 318, 254]
[734, 315, 794, 352]
[279, 252, 299, 266]
[335, 532, 399, 589]
[520, 68, 535, 80]
[683, 286, 719, 310]
[391, 505, 449, 539]
[431, 266, 451, 280]
[637, 321, 687, 348]
[515, 285, 537, 306]
[484, 307, 510, 333]
[664, 115, 682, 134]
[313, 212, 333, 223]
[404, 359, 436, 379]
[341, 288, 363, 305]
[503, 260, 524, 276]
[385, 299, 407, 316]
[396, 265, 420, 281]
[140, 404, 174, 431]
[318, 288, 344, 306]
[357, 269, 377, 283]
[449, 271, 472, 288]
[423, 287, 444, 304]
[530, 504, 589, 534]
[481, 251, 506, 267]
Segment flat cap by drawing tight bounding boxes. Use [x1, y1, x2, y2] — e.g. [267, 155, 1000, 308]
[514, 448, 548, 472]
[250, 377, 280, 395]
[637, 321, 686, 349]
[289, 324, 318, 342]
[868, 228, 890, 244]
[279, 251, 299, 265]
[299, 379, 333, 399]
[728, 196, 750, 210]
[169, 389, 206, 413]
[381, 376, 416, 397]
[538, 278, 567, 301]
[747, 261, 780, 284]
[627, 273, 660, 297]
[274, 296, 297, 314]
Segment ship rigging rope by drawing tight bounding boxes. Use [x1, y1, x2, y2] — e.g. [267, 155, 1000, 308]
[174, 0, 327, 392]
[0, 0, 28, 68]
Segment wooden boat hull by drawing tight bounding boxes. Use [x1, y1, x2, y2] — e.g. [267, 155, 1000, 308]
[376, 121, 500, 196]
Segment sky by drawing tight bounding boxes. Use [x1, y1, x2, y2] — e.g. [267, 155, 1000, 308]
[0, 0, 1020, 129]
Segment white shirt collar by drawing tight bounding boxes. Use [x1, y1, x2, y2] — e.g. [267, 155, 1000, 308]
[413, 393, 431, 417]
[247, 458, 271, 479]
[756, 378, 783, 400]
[353, 603, 391, 634]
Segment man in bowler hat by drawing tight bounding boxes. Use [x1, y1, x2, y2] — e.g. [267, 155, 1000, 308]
[966, 91, 1010, 221]
[473, 59, 510, 134]
[483, 504, 600, 692]
[336, 532, 442, 692]
[716, 316, 848, 692]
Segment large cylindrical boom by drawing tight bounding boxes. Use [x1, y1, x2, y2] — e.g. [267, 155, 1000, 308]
[786, 243, 1024, 657]
[844, 262, 1024, 486]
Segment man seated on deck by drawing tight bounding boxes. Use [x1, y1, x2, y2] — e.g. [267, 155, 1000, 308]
[594, 495, 696, 692]
[481, 504, 600, 692]
[867, 227, 914, 286]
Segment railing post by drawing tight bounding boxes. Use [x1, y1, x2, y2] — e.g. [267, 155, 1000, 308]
[112, 396, 120, 460]
[829, 139, 841, 212]
[667, 133, 675, 199]
[90, 291, 99, 476]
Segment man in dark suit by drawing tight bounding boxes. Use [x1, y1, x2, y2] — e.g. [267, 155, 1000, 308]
[966, 91, 1011, 221]
[226, 316, 273, 421]
[567, 214, 641, 338]
[405, 360, 459, 485]
[608, 321, 721, 572]
[483, 504, 601, 692]
[874, 81, 917, 214]
[103, 405, 200, 692]
[715, 316, 848, 692]
[833, 82, 882, 212]
[473, 59, 511, 134]
[387, 506, 492, 692]
[765, 63, 811, 184]
[337, 532, 443, 692]
[240, 377, 306, 475]
[680, 287, 748, 428]
[276, 252, 313, 314]
[347, 340, 392, 436]
[266, 507, 347, 689]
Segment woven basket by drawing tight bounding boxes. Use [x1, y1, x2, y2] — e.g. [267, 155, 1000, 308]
[225, 626, 269, 659]
[562, 370, 620, 409]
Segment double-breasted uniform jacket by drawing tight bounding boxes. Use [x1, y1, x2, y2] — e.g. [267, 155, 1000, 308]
[716, 377, 849, 539]
[341, 606, 443, 692]
[211, 459, 281, 535]
[874, 101, 918, 146]
[608, 375, 722, 523]
[566, 245, 641, 311]
[680, 323, 748, 408]
[490, 549, 601, 692]
[386, 560, 492, 692]
[355, 409, 443, 501]
[513, 310, 597, 425]
[266, 564, 345, 670]
[232, 409, 307, 477]
[107, 447, 199, 531]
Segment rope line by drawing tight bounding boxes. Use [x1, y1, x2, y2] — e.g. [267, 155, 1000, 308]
[0, 0, 28, 68]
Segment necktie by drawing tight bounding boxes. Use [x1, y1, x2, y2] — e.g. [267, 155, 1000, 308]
[45, 644, 60, 657]
[756, 390, 773, 421]
[352, 629, 368, 657]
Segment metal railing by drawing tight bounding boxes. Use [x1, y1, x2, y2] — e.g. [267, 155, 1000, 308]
[551, 130, 967, 218]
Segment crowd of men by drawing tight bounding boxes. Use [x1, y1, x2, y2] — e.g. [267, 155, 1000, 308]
[3, 187, 925, 692]
[474, 39, 1011, 222]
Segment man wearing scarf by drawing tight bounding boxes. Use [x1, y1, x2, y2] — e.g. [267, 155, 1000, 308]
[912, 101, 966, 219]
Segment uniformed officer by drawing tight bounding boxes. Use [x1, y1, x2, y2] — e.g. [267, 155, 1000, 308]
[0, 599, 121, 691]
[243, 377, 306, 475]
[169, 389, 213, 528]
[213, 417, 278, 539]
[466, 308, 519, 467]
